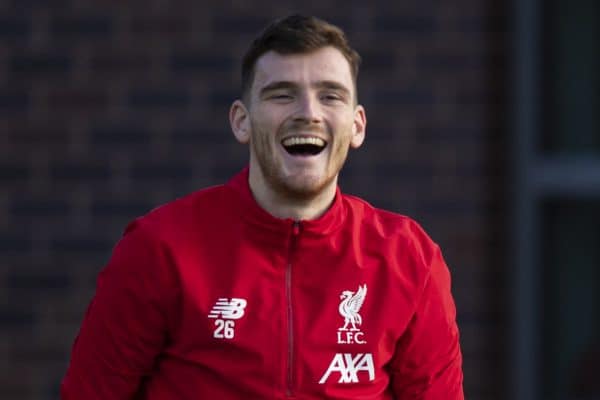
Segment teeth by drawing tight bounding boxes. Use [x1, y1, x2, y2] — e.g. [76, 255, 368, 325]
[282, 137, 326, 147]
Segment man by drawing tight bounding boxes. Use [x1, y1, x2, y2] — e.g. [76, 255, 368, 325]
[61, 15, 464, 399]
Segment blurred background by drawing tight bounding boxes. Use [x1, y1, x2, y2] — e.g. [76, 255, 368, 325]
[0, 1, 598, 399]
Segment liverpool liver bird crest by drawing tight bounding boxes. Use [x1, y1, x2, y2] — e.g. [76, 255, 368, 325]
[338, 284, 367, 331]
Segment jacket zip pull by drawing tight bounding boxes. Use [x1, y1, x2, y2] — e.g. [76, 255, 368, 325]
[292, 221, 300, 236]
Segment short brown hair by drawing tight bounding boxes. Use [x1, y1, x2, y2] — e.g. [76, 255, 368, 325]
[241, 15, 361, 100]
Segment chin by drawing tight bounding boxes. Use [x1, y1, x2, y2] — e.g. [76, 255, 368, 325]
[279, 174, 333, 199]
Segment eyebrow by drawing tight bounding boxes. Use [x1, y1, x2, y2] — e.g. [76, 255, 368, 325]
[259, 80, 351, 97]
[259, 81, 297, 96]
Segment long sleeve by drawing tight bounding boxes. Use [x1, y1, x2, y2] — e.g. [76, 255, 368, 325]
[61, 221, 178, 399]
[389, 245, 464, 399]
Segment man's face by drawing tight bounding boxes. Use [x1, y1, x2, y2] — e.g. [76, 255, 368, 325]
[233, 46, 366, 200]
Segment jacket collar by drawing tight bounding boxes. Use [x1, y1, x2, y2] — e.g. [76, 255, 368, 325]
[226, 167, 347, 236]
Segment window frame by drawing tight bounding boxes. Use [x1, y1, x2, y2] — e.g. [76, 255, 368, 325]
[510, 0, 600, 398]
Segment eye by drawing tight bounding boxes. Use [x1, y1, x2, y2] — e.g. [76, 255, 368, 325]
[267, 93, 294, 103]
[321, 92, 345, 103]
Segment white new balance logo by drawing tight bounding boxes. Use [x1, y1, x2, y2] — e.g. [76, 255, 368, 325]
[208, 298, 247, 340]
[208, 298, 247, 320]
[319, 353, 375, 384]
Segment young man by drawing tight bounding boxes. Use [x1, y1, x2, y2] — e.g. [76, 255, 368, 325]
[61, 15, 464, 399]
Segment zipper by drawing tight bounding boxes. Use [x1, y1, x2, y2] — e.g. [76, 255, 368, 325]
[286, 221, 301, 397]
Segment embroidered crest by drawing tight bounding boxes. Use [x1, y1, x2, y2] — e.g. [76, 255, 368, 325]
[337, 284, 367, 344]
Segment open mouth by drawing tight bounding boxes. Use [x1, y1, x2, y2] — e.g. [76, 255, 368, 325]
[281, 137, 327, 156]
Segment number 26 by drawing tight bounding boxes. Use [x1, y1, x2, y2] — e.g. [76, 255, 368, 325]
[214, 319, 235, 339]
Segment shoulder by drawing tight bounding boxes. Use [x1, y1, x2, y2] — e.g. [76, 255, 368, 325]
[342, 193, 432, 240]
[342, 193, 441, 271]
[123, 183, 230, 241]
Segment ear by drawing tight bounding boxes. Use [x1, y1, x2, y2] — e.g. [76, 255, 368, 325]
[229, 100, 251, 144]
[350, 104, 366, 149]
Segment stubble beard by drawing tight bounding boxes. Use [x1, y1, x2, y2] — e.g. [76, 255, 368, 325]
[250, 121, 348, 203]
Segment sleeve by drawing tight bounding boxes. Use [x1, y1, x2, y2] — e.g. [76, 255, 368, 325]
[389, 245, 464, 399]
[61, 221, 178, 399]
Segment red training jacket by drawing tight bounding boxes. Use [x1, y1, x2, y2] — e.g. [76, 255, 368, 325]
[61, 168, 464, 399]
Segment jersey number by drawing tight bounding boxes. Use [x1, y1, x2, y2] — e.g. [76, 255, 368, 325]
[213, 319, 235, 339]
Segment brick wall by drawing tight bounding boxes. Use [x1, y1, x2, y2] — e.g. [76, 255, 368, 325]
[0, 2, 507, 399]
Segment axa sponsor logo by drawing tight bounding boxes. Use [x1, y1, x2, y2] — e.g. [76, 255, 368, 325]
[319, 353, 375, 384]
[337, 284, 367, 344]
[208, 297, 247, 339]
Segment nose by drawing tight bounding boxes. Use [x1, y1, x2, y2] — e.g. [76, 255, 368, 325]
[294, 93, 322, 124]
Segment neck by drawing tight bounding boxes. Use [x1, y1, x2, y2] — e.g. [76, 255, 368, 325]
[248, 167, 337, 221]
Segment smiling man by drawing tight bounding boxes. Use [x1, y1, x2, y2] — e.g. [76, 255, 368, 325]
[230, 44, 366, 221]
[62, 15, 464, 399]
